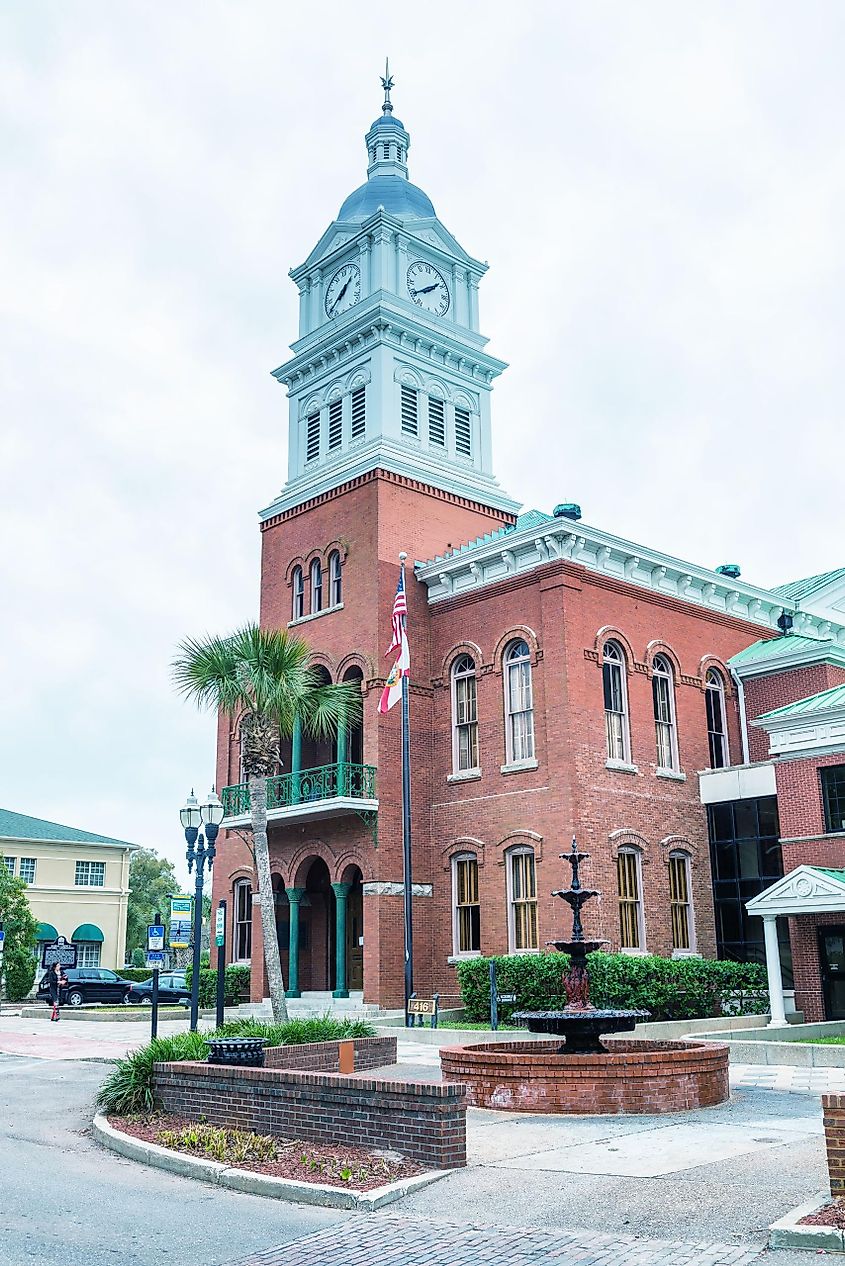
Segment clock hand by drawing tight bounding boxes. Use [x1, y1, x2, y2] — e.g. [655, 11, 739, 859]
[410, 283, 440, 296]
[330, 278, 352, 312]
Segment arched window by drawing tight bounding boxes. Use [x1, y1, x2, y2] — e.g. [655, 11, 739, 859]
[668, 852, 694, 952]
[452, 654, 479, 773]
[603, 641, 630, 763]
[652, 654, 679, 771]
[508, 848, 538, 951]
[292, 566, 304, 621]
[310, 559, 323, 614]
[329, 550, 342, 607]
[452, 852, 480, 954]
[342, 666, 364, 765]
[233, 878, 253, 962]
[705, 668, 729, 769]
[504, 640, 534, 764]
[617, 848, 644, 949]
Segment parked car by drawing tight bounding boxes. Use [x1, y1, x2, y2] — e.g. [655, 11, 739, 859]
[36, 967, 137, 1008]
[125, 972, 191, 1005]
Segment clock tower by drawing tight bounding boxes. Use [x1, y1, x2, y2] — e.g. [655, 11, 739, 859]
[261, 68, 519, 521]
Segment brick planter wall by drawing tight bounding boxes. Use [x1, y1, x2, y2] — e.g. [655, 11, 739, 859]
[263, 1035, 396, 1073]
[823, 1093, 845, 1195]
[440, 1038, 729, 1114]
[153, 1061, 466, 1169]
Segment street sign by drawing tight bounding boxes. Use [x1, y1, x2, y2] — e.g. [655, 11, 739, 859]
[169, 896, 193, 949]
[215, 906, 225, 948]
[0, 929, 5, 945]
[146, 950, 165, 965]
[42, 937, 77, 968]
[147, 924, 165, 952]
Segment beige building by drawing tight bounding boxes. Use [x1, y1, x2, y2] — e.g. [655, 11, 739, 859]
[0, 808, 135, 970]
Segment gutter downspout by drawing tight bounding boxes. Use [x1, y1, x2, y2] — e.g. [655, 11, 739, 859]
[730, 667, 751, 765]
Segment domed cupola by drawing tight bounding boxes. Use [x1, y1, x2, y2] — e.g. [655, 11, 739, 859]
[337, 63, 436, 223]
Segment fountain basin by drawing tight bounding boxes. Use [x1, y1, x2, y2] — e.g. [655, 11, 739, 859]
[513, 1009, 650, 1054]
[440, 1038, 729, 1114]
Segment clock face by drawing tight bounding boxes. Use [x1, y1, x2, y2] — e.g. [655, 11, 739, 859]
[324, 263, 361, 318]
[407, 260, 450, 316]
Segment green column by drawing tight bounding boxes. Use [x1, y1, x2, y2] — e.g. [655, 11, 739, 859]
[291, 716, 302, 805]
[332, 882, 352, 999]
[336, 720, 347, 796]
[286, 887, 305, 998]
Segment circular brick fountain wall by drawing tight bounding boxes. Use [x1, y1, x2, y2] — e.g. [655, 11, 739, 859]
[440, 1039, 730, 1114]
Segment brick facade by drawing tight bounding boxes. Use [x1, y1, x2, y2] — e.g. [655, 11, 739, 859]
[153, 1059, 467, 1169]
[212, 468, 778, 1009]
[823, 1093, 845, 1196]
[263, 1034, 396, 1073]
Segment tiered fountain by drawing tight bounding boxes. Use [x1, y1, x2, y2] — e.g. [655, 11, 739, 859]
[440, 837, 730, 1114]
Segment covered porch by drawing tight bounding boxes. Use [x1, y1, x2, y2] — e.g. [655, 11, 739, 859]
[746, 864, 845, 1025]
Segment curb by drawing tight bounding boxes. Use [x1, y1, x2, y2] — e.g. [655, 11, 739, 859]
[769, 1191, 844, 1251]
[92, 1114, 448, 1209]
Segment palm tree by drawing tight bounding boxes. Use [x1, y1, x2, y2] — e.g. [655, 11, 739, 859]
[172, 623, 362, 1023]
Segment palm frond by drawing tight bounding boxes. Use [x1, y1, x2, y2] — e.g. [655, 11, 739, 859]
[297, 681, 363, 740]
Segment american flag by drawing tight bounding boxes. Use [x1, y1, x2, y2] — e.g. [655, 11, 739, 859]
[387, 568, 407, 655]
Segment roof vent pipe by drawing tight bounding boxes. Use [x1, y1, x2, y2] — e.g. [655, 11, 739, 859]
[715, 563, 741, 579]
[553, 503, 582, 521]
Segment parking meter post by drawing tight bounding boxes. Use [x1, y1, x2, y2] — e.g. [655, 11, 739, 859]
[215, 899, 226, 1030]
[151, 911, 161, 1040]
[490, 959, 498, 1032]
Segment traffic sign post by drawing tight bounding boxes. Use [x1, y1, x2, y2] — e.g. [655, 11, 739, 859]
[0, 925, 5, 1015]
[215, 899, 227, 1029]
[147, 913, 162, 1039]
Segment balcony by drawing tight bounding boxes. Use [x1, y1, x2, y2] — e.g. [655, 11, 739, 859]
[221, 761, 378, 830]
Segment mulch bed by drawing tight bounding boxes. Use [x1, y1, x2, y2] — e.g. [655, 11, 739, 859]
[799, 1198, 845, 1228]
[107, 1114, 426, 1191]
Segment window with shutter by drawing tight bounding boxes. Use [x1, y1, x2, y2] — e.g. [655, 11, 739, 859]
[328, 398, 342, 450]
[400, 385, 419, 436]
[455, 407, 472, 456]
[306, 412, 320, 461]
[351, 386, 366, 438]
[428, 397, 446, 447]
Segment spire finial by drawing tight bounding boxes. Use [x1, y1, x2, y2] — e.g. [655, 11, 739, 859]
[380, 57, 394, 114]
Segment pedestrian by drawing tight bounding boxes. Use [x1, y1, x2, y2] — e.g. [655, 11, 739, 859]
[45, 962, 68, 1021]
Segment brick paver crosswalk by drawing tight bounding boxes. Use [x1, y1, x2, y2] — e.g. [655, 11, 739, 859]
[224, 1213, 764, 1266]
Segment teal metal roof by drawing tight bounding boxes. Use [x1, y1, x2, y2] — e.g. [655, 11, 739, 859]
[729, 633, 836, 668]
[756, 683, 845, 722]
[814, 868, 845, 883]
[773, 567, 845, 603]
[422, 509, 554, 566]
[0, 808, 131, 847]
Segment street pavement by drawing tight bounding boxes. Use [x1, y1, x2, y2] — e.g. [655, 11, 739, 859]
[0, 1017, 837, 1266]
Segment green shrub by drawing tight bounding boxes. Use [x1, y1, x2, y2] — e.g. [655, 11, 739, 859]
[96, 1014, 376, 1115]
[5, 948, 37, 1001]
[455, 952, 769, 1023]
[184, 964, 251, 1007]
[119, 968, 156, 982]
[131, 948, 146, 968]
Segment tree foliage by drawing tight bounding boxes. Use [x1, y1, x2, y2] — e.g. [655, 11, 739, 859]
[126, 848, 178, 957]
[0, 853, 38, 1001]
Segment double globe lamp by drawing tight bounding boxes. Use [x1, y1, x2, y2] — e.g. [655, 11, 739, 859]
[179, 789, 225, 1031]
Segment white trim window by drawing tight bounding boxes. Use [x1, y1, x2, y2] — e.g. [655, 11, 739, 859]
[400, 384, 419, 437]
[603, 641, 630, 763]
[305, 410, 320, 461]
[508, 848, 538, 951]
[310, 558, 323, 614]
[350, 385, 366, 439]
[75, 860, 105, 887]
[292, 566, 304, 621]
[233, 879, 253, 962]
[19, 857, 36, 884]
[75, 943, 101, 968]
[617, 848, 644, 949]
[668, 852, 694, 952]
[2, 856, 15, 875]
[328, 550, 342, 607]
[452, 654, 479, 772]
[652, 654, 679, 771]
[327, 397, 342, 450]
[705, 669, 730, 769]
[504, 640, 534, 764]
[452, 853, 480, 954]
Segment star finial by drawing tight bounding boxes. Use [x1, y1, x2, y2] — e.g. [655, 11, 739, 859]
[380, 57, 394, 114]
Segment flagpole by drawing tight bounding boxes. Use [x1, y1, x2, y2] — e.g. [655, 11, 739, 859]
[399, 550, 414, 1025]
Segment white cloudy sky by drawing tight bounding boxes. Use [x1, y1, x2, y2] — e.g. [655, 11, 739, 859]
[2, 2, 843, 880]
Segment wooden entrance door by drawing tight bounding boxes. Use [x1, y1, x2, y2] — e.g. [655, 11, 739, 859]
[347, 878, 363, 989]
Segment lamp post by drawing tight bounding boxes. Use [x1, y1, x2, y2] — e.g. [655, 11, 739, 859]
[180, 789, 225, 1032]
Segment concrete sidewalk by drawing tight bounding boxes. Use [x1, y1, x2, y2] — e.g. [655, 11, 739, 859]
[0, 1011, 210, 1062]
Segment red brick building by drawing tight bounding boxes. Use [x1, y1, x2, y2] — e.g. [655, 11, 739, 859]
[211, 84, 845, 1018]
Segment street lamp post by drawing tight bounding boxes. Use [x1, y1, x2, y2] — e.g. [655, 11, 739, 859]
[180, 789, 225, 1032]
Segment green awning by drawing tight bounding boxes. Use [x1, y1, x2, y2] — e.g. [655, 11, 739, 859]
[71, 923, 104, 943]
[35, 923, 59, 942]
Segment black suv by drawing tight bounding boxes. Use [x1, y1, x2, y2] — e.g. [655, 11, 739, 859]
[37, 967, 137, 1007]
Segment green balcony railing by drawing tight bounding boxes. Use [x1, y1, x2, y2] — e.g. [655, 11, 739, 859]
[221, 762, 377, 819]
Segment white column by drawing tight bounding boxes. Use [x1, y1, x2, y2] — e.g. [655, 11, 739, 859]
[763, 915, 787, 1026]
